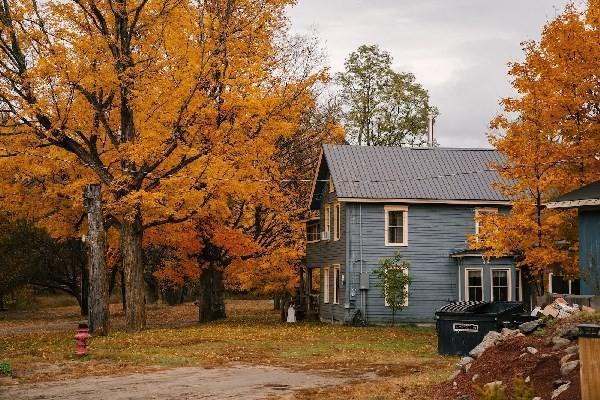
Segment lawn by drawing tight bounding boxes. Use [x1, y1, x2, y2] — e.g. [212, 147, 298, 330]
[0, 300, 455, 399]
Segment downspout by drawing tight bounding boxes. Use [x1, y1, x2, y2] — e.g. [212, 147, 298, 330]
[360, 204, 366, 321]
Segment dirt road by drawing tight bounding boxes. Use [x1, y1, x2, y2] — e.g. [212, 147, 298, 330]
[0, 364, 365, 400]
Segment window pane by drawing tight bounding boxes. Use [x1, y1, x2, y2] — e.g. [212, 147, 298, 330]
[493, 271, 508, 286]
[389, 227, 403, 243]
[469, 287, 483, 301]
[551, 275, 569, 294]
[389, 211, 403, 227]
[493, 286, 508, 301]
[468, 271, 482, 287]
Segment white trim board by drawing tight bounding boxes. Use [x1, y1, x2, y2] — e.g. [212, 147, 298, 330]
[337, 198, 511, 206]
[546, 199, 600, 208]
[384, 205, 409, 247]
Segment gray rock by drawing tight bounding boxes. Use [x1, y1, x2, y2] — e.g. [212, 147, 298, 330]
[532, 397, 542, 400]
[527, 346, 538, 354]
[556, 325, 580, 340]
[464, 363, 472, 373]
[560, 353, 574, 366]
[560, 360, 579, 376]
[469, 331, 502, 358]
[552, 337, 571, 350]
[551, 382, 570, 399]
[553, 379, 569, 389]
[472, 374, 480, 382]
[484, 381, 503, 389]
[564, 345, 579, 354]
[455, 356, 474, 370]
[525, 376, 530, 383]
[519, 319, 543, 334]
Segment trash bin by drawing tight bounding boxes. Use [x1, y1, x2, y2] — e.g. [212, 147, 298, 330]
[435, 301, 527, 356]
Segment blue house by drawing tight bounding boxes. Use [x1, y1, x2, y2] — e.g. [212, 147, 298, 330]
[305, 145, 520, 324]
[547, 180, 600, 295]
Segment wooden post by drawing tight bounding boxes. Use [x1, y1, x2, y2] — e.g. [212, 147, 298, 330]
[578, 324, 600, 400]
[83, 184, 109, 336]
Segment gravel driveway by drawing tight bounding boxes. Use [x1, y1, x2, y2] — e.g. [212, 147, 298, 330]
[0, 365, 365, 400]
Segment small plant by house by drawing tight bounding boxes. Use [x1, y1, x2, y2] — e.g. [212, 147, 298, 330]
[0, 361, 12, 376]
[373, 253, 413, 325]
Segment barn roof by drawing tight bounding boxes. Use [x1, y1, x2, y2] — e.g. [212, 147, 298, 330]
[310, 144, 510, 209]
[546, 180, 600, 209]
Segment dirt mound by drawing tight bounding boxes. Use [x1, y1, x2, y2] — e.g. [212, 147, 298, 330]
[432, 335, 580, 400]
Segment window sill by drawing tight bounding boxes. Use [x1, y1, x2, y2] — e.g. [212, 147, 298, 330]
[384, 242, 408, 247]
[306, 240, 320, 244]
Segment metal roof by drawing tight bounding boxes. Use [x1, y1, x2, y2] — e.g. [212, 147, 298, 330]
[314, 145, 510, 206]
[546, 180, 600, 209]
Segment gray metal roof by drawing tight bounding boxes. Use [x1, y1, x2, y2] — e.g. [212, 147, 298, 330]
[315, 145, 510, 205]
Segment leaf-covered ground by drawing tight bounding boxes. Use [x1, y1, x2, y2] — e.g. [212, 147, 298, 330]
[0, 300, 455, 399]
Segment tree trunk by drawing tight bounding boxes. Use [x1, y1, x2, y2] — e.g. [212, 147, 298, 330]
[197, 265, 226, 323]
[120, 269, 127, 312]
[273, 294, 281, 311]
[121, 209, 146, 331]
[83, 184, 109, 336]
[80, 258, 89, 316]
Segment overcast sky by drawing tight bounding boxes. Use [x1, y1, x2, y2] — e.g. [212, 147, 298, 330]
[287, 0, 574, 148]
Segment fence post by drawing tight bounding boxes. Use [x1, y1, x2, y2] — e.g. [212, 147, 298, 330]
[578, 324, 600, 400]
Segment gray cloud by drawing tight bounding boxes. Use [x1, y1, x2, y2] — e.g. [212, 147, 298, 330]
[288, 0, 572, 147]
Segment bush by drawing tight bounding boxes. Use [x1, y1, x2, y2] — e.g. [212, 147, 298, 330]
[0, 362, 12, 376]
[475, 378, 535, 400]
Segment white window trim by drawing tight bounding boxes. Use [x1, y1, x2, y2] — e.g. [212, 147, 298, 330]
[548, 272, 576, 295]
[306, 221, 320, 244]
[515, 269, 523, 302]
[475, 207, 498, 235]
[384, 205, 408, 247]
[333, 203, 340, 241]
[465, 267, 484, 302]
[384, 265, 409, 307]
[323, 267, 330, 303]
[323, 205, 331, 240]
[491, 268, 512, 301]
[333, 265, 340, 304]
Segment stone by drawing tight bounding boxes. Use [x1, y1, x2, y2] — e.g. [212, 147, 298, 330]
[557, 325, 580, 340]
[564, 345, 579, 355]
[484, 381, 503, 390]
[527, 346, 538, 355]
[551, 382, 570, 399]
[455, 356, 474, 371]
[524, 376, 530, 383]
[532, 397, 541, 400]
[551, 337, 571, 350]
[553, 379, 569, 389]
[560, 360, 579, 376]
[519, 353, 528, 358]
[472, 374, 480, 382]
[469, 331, 502, 358]
[453, 381, 458, 390]
[560, 353, 574, 366]
[501, 328, 518, 337]
[519, 319, 543, 334]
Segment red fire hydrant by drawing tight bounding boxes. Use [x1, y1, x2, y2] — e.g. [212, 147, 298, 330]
[75, 323, 91, 356]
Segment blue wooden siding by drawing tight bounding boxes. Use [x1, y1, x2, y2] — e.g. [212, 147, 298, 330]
[306, 195, 516, 324]
[579, 208, 600, 295]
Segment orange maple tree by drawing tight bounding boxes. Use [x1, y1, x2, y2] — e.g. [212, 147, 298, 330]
[0, 0, 328, 330]
[474, 0, 600, 293]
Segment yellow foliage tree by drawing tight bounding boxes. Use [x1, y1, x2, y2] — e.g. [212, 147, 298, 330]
[475, 1, 600, 293]
[0, 0, 328, 330]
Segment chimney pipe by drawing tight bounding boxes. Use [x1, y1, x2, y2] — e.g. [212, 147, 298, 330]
[427, 114, 435, 147]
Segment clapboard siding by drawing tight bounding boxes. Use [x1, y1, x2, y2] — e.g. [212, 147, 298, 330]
[307, 198, 516, 324]
[579, 208, 600, 295]
[305, 179, 347, 323]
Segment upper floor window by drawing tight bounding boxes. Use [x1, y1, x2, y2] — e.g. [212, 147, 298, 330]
[329, 175, 335, 193]
[306, 220, 320, 243]
[323, 205, 331, 240]
[475, 207, 498, 235]
[333, 203, 341, 241]
[384, 205, 408, 246]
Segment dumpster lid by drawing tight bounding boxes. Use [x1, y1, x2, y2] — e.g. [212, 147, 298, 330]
[437, 301, 487, 313]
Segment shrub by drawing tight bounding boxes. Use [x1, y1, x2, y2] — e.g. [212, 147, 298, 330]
[0, 362, 12, 376]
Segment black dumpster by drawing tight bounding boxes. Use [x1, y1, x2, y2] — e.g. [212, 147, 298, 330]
[435, 301, 528, 356]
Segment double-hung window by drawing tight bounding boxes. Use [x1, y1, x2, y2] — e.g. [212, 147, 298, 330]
[323, 267, 330, 303]
[384, 205, 408, 246]
[333, 203, 341, 241]
[306, 220, 320, 243]
[323, 205, 331, 240]
[491, 269, 511, 301]
[465, 269, 483, 301]
[333, 265, 340, 304]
